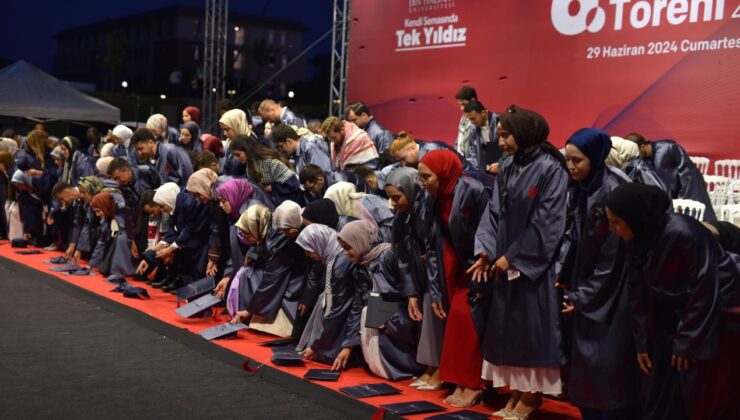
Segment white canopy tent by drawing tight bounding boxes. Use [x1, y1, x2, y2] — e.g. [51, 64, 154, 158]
[0, 61, 119, 123]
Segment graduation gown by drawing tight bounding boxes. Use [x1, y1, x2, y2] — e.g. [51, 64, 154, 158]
[623, 158, 669, 192]
[154, 143, 193, 188]
[297, 254, 359, 364]
[112, 143, 140, 164]
[561, 167, 642, 411]
[361, 248, 425, 380]
[63, 151, 96, 186]
[460, 111, 500, 173]
[359, 195, 394, 243]
[280, 107, 305, 128]
[424, 175, 491, 388]
[627, 212, 738, 420]
[291, 138, 332, 175]
[162, 192, 210, 285]
[476, 148, 567, 368]
[364, 118, 394, 155]
[647, 140, 716, 221]
[89, 210, 137, 276]
[236, 227, 306, 324]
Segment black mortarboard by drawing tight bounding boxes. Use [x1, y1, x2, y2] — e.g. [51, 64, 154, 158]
[176, 294, 222, 318]
[199, 322, 248, 340]
[271, 346, 304, 366]
[424, 409, 490, 420]
[176, 276, 216, 302]
[365, 293, 401, 329]
[15, 250, 41, 255]
[380, 401, 445, 416]
[45, 256, 68, 264]
[49, 263, 82, 272]
[303, 369, 341, 382]
[340, 383, 401, 399]
[11, 239, 28, 248]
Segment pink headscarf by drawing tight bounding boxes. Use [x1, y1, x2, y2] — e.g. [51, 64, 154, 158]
[337, 220, 391, 266]
[331, 121, 379, 170]
[215, 178, 254, 219]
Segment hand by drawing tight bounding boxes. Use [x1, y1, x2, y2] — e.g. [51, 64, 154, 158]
[407, 297, 422, 322]
[431, 301, 447, 320]
[23, 233, 31, 242]
[492, 256, 512, 276]
[46, 215, 54, 225]
[0, 163, 4, 173]
[72, 250, 82, 265]
[262, 184, 273, 192]
[487, 163, 500, 174]
[214, 277, 230, 299]
[637, 352, 652, 375]
[466, 253, 491, 283]
[64, 243, 77, 260]
[27, 169, 43, 177]
[156, 245, 174, 259]
[136, 259, 149, 276]
[671, 354, 690, 372]
[298, 303, 308, 317]
[301, 347, 315, 360]
[131, 242, 139, 259]
[230, 310, 249, 324]
[561, 294, 575, 313]
[206, 260, 218, 276]
[332, 348, 351, 371]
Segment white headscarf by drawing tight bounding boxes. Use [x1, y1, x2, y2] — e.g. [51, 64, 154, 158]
[324, 181, 364, 216]
[219, 109, 252, 136]
[95, 156, 114, 176]
[112, 125, 133, 147]
[153, 182, 180, 213]
[0, 137, 18, 155]
[606, 136, 640, 169]
[100, 142, 115, 158]
[146, 114, 168, 134]
[273, 200, 302, 230]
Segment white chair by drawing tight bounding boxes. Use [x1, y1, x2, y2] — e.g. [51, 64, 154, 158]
[704, 175, 731, 210]
[690, 156, 710, 175]
[720, 204, 740, 226]
[714, 159, 740, 179]
[673, 199, 706, 221]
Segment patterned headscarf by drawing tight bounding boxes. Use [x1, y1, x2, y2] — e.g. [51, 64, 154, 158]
[186, 168, 218, 199]
[77, 176, 105, 195]
[273, 200, 302, 230]
[235, 203, 271, 244]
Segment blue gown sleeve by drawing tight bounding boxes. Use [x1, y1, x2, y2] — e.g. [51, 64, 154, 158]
[342, 268, 371, 348]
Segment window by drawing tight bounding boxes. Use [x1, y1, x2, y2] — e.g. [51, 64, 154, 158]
[279, 31, 286, 46]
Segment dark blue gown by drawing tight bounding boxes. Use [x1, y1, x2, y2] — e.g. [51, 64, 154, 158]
[154, 143, 193, 188]
[364, 118, 394, 155]
[162, 192, 209, 285]
[623, 158, 668, 192]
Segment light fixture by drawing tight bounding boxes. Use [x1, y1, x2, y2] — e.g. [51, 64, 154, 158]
[160, 94, 167, 100]
[287, 90, 295, 98]
[234, 26, 240, 32]
[121, 81, 128, 88]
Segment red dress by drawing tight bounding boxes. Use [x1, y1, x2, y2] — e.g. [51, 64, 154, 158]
[437, 197, 484, 390]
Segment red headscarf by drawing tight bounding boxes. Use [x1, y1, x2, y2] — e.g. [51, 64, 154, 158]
[184, 106, 202, 126]
[201, 134, 225, 158]
[420, 150, 462, 199]
[91, 192, 117, 220]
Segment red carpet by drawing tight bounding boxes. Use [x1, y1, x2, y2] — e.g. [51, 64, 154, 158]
[0, 242, 581, 419]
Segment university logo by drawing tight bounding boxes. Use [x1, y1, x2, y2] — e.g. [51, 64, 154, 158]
[409, 0, 456, 13]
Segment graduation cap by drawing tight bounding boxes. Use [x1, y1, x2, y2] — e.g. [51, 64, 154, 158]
[199, 322, 248, 340]
[261, 338, 296, 348]
[380, 401, 445, 416]
[303, 369, 341, 382]
[424, 409, 490, 420]
[339, 383, 402, 399]
[105, 273, 127, 285]
[15, 250, 42, 255]
[176, 276, 216, 302]
[270, 346, 304, 366]
[365, 293, 402, 329]
[65, 267, 93, 276]
[111, 281, 150, 299]
[49, 263, 83, 272]
[175, 294, 222, 318]
[44, 256, 69, 264]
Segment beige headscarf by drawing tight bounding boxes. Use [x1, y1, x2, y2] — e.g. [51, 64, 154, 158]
[606, 136, 639, 169]
[153, 182, 181, 212]
[324, 181, 365, 216]
[146, 114, 168, 134]
[100, 142, 115, 158]
[186, 168, 219, 199]
[219, 109, 252, 136]
[273, 200, 302, 230]
[0, 137, 18, 155]
[235, 203, 272, 244]
[95, 156, 114, 176]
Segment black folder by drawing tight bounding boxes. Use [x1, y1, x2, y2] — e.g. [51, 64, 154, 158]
[364, 293, 400, 328]
[381, 401, 445, 415]
[199, 322, 248, 340]
[303, 369, 341, 381]
[424, 409, 490, 419]
[339, 383, 401, 399]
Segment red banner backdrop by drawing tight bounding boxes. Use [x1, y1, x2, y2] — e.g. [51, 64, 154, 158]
[346, 0, 740, 161]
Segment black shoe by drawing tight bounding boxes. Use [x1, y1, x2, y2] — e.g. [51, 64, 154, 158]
[151, 279, 170, 289]
[162, 281, 182, 293]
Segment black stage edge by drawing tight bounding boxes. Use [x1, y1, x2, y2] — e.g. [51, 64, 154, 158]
[1, 256, 404, 420]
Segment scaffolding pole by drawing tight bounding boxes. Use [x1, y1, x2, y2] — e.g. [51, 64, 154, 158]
[328, 0, 350, 117]
[202, 0, 229, 132]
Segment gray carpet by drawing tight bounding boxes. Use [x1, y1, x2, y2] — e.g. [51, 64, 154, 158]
[0, 259, 357, 419]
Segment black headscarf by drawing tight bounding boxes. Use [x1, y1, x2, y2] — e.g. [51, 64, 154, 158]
[302, 198, 339, 229]
[605, 183, 671, 248]
[500, 104, 567, 169]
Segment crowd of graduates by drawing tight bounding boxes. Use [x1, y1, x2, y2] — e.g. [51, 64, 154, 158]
[0, 88, 738, 420]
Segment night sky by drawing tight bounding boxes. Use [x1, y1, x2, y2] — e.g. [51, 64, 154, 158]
[3, 0, 333, 73]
